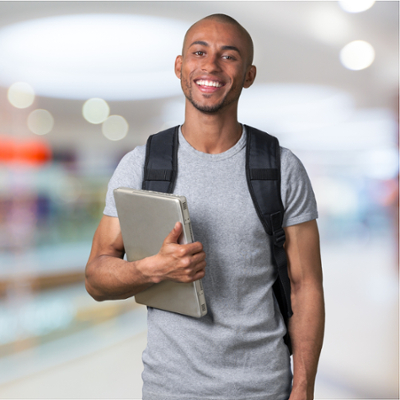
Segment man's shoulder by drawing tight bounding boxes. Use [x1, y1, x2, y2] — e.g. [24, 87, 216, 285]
[242, 125, 302, 167]
[280, 146, 295, 161]
[279, 146, 304, 169]
[119, 144, 146, 165]
[111, 144, 147, 178]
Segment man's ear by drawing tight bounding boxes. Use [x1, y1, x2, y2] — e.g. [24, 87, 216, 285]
[243, 65, 257, 89]
[174, 55, 182, 79]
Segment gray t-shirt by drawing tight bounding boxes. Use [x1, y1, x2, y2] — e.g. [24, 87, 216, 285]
[104, 126, 318, 400]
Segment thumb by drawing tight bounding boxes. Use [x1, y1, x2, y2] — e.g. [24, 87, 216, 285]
[163, 222, 183, 245]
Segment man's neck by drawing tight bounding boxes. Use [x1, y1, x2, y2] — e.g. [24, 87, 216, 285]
[181, 104, 242, 154]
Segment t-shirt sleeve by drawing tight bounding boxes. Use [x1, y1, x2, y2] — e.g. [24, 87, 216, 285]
[103, 145, 146, 217]
[280, 147, 318, 227]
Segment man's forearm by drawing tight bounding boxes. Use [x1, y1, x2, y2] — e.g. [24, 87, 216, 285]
[85, 255, 154, 301]
[288, 280, 325, 400]
[86, 219, 206, 301]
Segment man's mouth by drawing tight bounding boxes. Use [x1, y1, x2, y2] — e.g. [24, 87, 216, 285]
[195, 79, 224, 88]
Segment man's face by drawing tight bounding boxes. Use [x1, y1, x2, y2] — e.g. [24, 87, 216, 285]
[175, 19, 256, 114]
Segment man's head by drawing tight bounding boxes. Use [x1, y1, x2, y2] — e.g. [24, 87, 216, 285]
[175, 14, 256, 115]
[182, 14, 254, 67]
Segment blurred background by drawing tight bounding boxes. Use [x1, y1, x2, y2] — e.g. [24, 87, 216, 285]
[0, 1, 398, 399]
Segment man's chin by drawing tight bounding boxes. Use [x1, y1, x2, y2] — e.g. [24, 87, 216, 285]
[190, 100, 225, 114]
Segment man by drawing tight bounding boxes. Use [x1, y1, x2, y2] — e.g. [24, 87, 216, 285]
[86, 14, 324, 400]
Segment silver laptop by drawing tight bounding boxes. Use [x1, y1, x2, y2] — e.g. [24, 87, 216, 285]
[113, 187, 207, 318]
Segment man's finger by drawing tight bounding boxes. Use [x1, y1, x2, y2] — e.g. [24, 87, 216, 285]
[163, 222, 183, 245]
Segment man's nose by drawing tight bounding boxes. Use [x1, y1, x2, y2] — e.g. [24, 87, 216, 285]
[201, 54, 222, 73]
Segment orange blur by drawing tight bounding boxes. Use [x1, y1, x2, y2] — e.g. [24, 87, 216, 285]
[0, 135, 52, 165]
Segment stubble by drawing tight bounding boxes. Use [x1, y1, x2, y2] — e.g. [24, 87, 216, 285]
[181, 72, 244, 114]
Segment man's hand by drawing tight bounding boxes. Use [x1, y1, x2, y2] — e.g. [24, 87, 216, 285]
[85, 216, 206, 301]
[147, 222, 206, 284]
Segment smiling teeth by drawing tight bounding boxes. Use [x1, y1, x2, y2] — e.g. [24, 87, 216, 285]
[196, 80, 222, 88]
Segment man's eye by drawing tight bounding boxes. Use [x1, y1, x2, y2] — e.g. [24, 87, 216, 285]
[194, 51, 205, 56]
[223, 55, 234, 60]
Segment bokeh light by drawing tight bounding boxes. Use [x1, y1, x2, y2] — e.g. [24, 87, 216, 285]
[7, 82, 35, 108]
[340, 40, 375, 71]
[27, 109, 54, 135]
[339, 0, 375, 13]
[82, 98, 110, 124]
[101, 115, 128, 141]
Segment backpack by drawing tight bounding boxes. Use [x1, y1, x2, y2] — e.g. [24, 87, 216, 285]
[142, 124, 293, 354]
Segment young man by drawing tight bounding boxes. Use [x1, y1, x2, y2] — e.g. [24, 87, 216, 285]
[86, 14, 325, 400]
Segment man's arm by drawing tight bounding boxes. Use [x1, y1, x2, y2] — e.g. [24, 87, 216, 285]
[284, 219, 325, 400]
[85, 215, 206, 301]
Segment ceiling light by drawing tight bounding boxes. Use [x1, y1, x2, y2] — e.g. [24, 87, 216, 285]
[102, 115, 129, 141]
[27, 109, 54, 135]
[339, 0, 375, 13]
[7, 82, 35, 108]
[0, 14, 189, 100]
[340, 40, 375, 70]
[83, 98, 110, 124]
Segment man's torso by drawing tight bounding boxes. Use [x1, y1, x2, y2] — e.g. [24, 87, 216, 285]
[104, 126, 318, 400]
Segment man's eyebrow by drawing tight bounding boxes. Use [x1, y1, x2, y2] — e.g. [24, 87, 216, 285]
[188, 41, 241, 55]
[221, 45, 241, 55]
[189, 40, 209, 48]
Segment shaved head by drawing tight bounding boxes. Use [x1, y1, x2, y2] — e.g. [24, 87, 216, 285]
[182, 14, 254, 66]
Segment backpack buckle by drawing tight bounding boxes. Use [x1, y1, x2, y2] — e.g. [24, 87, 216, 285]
[272, 227, 286, 247]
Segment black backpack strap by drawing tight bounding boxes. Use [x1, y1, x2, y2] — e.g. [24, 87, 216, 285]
[142, 126, 179, 193]
[245, 124, 293, 354]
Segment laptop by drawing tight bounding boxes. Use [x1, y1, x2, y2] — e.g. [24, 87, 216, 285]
[113, 187, 207, 318]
